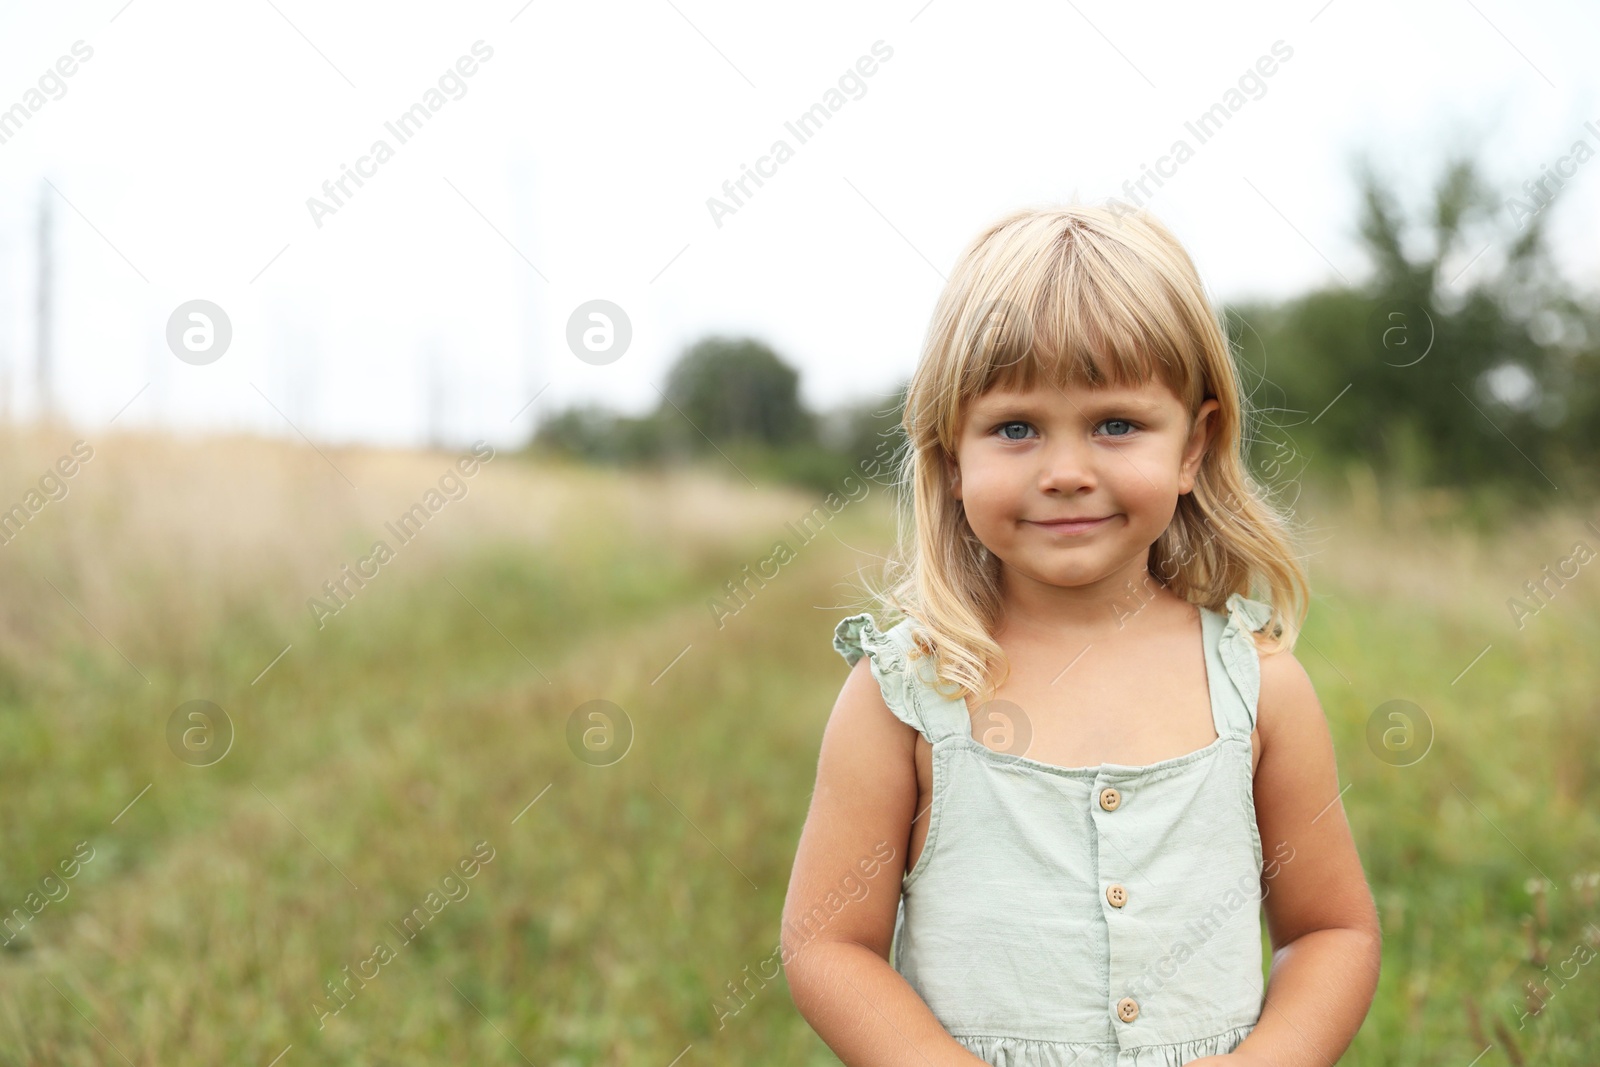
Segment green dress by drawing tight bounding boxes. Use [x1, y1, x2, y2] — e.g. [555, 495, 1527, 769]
[831, 593, 1275, 1066]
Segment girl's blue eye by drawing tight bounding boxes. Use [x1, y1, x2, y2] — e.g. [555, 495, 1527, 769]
[1100, 419, 1136, 437]
[996, 421, 1034, 441]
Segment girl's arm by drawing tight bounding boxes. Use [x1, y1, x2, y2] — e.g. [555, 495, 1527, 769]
[1207, 645, 1383, 1066]
[782, 658, 990, 1066]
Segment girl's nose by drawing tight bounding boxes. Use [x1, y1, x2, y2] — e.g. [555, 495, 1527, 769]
[1037, 438, 1097, 493]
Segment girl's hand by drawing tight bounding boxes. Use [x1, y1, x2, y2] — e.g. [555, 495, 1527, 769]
[1184, 1053, 1272, 1066]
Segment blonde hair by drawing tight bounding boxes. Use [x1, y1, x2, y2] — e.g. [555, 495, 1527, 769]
[861, 201, 1310, 708]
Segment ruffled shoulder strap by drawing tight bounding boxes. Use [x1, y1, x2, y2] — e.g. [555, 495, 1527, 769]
[832, 613, 970, 744]
[1203, 593, 1276, 737]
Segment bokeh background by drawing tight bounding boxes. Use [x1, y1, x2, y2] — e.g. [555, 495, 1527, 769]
[1, 0, 1597, 1063]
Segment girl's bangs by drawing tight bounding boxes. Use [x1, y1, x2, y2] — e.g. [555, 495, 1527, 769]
[952, 242, 1196, 418]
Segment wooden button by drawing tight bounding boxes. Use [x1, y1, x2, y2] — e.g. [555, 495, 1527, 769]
[1106, 883, 1127, 908]
[1117, 996, 1139, 1022]
[1098, 786, 1121, 811]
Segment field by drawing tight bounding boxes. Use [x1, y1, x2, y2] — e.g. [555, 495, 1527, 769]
[0, 424, 1595, 1064]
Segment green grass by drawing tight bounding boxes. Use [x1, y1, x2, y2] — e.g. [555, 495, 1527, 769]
[0, 432, 1594, 1064]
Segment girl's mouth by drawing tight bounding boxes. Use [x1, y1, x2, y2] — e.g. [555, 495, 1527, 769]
[1027, 515, 1114, 535]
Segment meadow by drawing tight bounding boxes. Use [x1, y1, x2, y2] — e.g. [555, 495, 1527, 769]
[0, 423, 1595, 1064]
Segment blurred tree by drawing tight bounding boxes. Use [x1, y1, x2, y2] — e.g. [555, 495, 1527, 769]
[527, 403, 670, 466]
[817, 380, 908, 481]
[1229, 150, 1600, 506]
[657, 336, 814, 449]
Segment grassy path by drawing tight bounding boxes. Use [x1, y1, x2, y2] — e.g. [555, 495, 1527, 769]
[0, 462, 883, 1064]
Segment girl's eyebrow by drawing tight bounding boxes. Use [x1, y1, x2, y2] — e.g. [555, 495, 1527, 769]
[972, 393, 1165, 418]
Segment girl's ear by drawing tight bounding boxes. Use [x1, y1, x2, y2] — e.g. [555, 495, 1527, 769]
[947, 454, 962, 500]
[1179, 398, 1221, 495]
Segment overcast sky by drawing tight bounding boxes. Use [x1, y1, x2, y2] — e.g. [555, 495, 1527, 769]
[0, 0, 1595, 449]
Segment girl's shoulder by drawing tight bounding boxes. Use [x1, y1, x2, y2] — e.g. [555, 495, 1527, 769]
[832, 611, 928, 737]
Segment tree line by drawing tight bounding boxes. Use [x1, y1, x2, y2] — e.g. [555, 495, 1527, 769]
[526, 154, 1600, 519]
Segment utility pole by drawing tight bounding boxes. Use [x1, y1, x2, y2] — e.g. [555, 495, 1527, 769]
[426, 339, 446, 450]
[37, 183, 54, 425]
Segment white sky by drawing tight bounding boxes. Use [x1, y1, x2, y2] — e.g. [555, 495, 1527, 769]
[0, 0, 1595, 449]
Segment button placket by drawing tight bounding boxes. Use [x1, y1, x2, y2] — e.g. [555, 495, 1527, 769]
[1094, 777, 1140, 1030]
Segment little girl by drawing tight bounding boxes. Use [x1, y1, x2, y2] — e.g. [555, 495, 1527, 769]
[782, 204, 1381, 1066]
